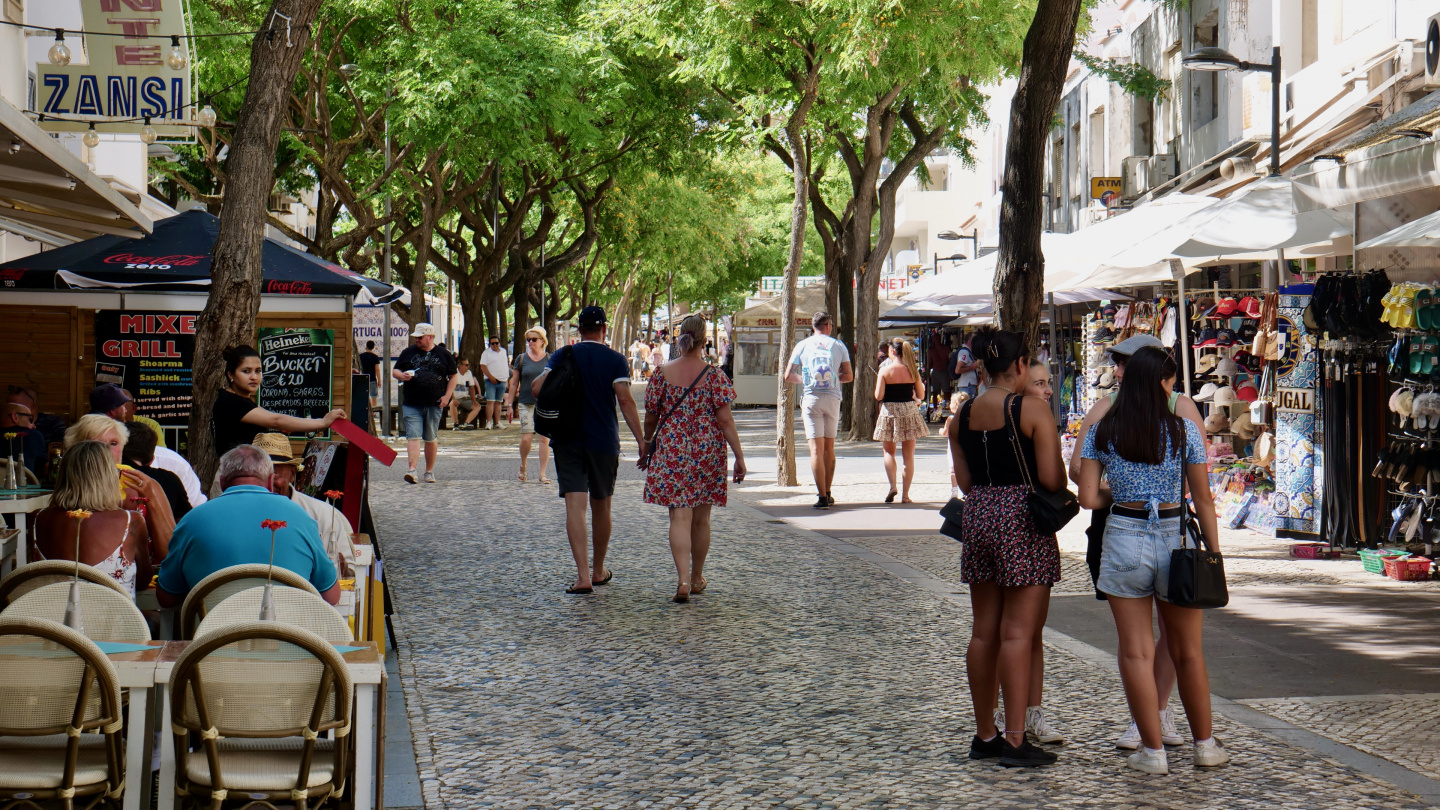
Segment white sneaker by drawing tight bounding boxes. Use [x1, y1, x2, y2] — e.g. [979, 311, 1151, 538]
[1127, 748, 1169, 775]
[423, 471, 437, 484]
[1159, 708, 1184, 746]
[1193, 738, 1230, 767]
[1026, 706, 1065, 744]
[1116, 721, 1142, 750]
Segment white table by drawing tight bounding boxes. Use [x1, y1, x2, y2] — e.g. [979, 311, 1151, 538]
[156, 640, 386, 809]
[0, 489, 51, 569]
[106, 641, 166, 810]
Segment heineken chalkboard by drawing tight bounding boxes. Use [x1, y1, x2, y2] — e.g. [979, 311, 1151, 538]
[258, 328, 334, 435]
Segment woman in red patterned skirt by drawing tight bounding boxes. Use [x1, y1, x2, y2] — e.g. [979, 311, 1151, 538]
[947, 326, 1068, 768]
[642, 315, 747, 603]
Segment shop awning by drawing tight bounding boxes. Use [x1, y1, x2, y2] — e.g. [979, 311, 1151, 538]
[0, 99, 151, 241]
[1290, 89, 1440, 212]
[1355, 207, 1440, 249]
[0, 209, 408, 305]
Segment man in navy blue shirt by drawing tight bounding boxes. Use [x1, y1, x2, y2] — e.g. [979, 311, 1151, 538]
[533, 306, 645, 595]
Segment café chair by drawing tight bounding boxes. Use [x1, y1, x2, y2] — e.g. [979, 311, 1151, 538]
[0, 617, 126, 807]
[168, 621, 352, 810]
[2, 581, 150, 641]
[195, 586, 353, 644]
[179, 565, 320, 639]
[0, 560, 129, 608]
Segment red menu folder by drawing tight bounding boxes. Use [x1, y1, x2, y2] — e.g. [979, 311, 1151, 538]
[329, 418, 397, 466]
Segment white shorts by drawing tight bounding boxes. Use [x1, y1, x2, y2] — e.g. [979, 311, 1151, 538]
[801, 394, 841, 439]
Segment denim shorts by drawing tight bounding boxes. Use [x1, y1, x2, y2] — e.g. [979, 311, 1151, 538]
[1097, 510, 1185, 601]
[484, 380, 507, 402]
[402, 404, 442, 442]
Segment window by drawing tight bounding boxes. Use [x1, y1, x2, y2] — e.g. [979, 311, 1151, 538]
[1191, 14, 1219, 128]
[3, 0, 21, 24]
[1089, 110, 1106, 177]
[1134, 98, 1154, 156]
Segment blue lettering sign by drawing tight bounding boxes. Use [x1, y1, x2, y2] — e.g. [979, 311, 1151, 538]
[41, 74, 70, 114]
[75, 75, 102, 116]
[140, 77, 166, 117]
[170, 78, 184, 119]
[106, 76, 137, 118]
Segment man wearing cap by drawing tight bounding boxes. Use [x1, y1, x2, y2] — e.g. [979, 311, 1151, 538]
[0, 401, 45, 474]
[89, 382, 206, 508]
[531, 306, 644, 595]
[253, 433, 356, 577]
[393, 323, 459, 484]
[1067, 335, 1205, 749]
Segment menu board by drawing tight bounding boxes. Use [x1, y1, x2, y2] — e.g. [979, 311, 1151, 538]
[93, 311, 197, 427]
[257, 328, 334, 436]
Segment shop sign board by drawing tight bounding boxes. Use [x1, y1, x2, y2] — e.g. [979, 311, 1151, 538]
[1276, 387, 1314, 413]
[257, 328, 334, 437]
[758, 276, 825, 292]
[93, 310, 196, 426]
[36, 0, 193, 137]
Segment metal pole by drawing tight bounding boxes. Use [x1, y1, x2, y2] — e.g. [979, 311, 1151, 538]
[1174, 259, 1193, 398]
[1047, 292, 1060, 424]
[446, 276, 454, 348]
[1268, 46, 1282, 178]
[539, 244, 546, 345]
[381, 115, 393, 437]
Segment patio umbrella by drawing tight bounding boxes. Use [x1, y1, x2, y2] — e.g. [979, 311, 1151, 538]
[1168, 175, 1352, 258]
[1354, 208, 1440, 249]
[0, 209, 408, 305]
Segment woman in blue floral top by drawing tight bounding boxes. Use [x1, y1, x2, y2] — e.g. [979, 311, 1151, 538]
[1078, 346, 1229, 775]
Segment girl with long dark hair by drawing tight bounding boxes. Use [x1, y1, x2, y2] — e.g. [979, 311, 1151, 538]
[1078, 346, 1229, 774]
[947, 326, 1067, 768]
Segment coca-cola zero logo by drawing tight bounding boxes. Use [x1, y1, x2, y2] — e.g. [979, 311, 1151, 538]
[266, 280, 315, 295]
[101, 253, 206, 270]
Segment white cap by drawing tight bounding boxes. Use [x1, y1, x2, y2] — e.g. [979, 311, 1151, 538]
[1194, 382, 1219, 402]
[411, 322, 437, 338]
[1213, 385, 1237, 407]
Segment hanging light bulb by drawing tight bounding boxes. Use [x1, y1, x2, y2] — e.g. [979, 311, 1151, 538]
[83, 123, 99, 149]
[197, 104, 217, 128]
[48, 29, 71, 66]
[166, 35, 188, 71]
[140, 118, 157, 145]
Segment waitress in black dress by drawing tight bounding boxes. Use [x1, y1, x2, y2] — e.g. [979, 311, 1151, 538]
[213, 345, 346, 457]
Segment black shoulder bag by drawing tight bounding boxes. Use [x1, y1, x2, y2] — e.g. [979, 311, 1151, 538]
[1168, 459, 1229, 608]
[638, 366, 711, 470]
[1004, 394, 1080, 535]
[938, 401, 973, 542]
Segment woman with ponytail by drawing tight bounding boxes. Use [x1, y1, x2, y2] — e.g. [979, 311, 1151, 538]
[947, 325, 1068, 767]
[642, 315, 747, 603]
[873, 338, 927, 503]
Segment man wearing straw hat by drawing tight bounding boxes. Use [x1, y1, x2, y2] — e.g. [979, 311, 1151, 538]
[253, 433, 357, 577]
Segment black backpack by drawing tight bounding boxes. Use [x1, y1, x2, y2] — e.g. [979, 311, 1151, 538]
[535, 346, 583, 441]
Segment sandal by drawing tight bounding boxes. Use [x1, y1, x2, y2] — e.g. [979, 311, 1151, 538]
[565, 585, 593, 595]
[593, 569, 614, 586]
[519, 468, 527, 483]
[690, 575, 707, 594]
[672, 585, 691, 603]
[885, 489, 897, 504]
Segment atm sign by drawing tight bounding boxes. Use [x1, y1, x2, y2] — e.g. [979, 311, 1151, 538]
[1091, 177, 1123, 200]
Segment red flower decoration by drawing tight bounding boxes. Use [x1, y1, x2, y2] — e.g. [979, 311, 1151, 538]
[324, 490, 344, 500]
[260, 519, 288, 531]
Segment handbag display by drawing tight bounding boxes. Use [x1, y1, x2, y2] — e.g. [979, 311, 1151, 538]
[1168, 465, 1229, 609]
[939, 497, 965, 541]
[637, 365, 712, 470]
[1003, 394, 1081, 535]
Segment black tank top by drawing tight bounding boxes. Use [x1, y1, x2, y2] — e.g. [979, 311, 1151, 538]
[956, 394, 1038, 487]
[883, 382, 914, 403]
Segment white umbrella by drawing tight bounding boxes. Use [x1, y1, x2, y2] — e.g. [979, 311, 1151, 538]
[1170, 175, 1352, 257]
[1355, 208, 1440, 249]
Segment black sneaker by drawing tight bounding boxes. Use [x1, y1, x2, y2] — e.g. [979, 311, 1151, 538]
[813, 495, 829, 509]
[968, 734, 1004, 760]
[825, 494, 836, 507]
[998, 737, 1058, 767]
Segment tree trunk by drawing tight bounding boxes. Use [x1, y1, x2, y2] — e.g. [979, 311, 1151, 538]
[457, 280, 488, 369]
[188, 0, 323, 483]
[776, 67, 820, 487]
[545, 279, 560, 348]
[995, 0, 1084, 348]
[511, 280, 530, 353]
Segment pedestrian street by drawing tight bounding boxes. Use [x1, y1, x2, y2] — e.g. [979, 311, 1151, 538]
[373, 424, 1431, 809]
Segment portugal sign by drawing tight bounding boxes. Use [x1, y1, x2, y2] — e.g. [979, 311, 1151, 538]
[36, 0, 192, 137]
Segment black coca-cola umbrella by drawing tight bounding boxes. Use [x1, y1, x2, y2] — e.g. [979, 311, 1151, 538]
[0, 209, 407, 305]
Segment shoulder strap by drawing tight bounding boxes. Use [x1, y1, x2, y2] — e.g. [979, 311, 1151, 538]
[1004, 394, 1039, 493]
[958, 398, 975, 432]
[652, 366, 712, 441]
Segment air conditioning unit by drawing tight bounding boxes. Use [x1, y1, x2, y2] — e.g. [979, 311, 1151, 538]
[1150, 153, 1178, 186]
[1121, 155, 1149, 198]
[1424, 13, 1440, 90]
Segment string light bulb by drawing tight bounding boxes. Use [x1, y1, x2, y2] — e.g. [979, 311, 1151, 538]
[48, 29, 71, 66]
[197, 104, 217, 128]
[83, 123, 99, 149]
[166, 35, 188, 71]
[140, 118, 157, 145]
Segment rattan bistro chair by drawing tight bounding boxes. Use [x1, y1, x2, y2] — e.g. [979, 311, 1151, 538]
[179, 565, 321, 640]
[0, 617, 126, 808]
[0, 561, 129, 609]
[3, 581, 151, 642]
[195, 587, 352, 644]
[168, 622, 352, 810]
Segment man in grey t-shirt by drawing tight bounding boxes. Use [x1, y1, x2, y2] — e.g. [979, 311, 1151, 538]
[783, 311, 853, 509]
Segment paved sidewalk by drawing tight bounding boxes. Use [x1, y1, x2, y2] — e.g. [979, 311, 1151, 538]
[372, 412, 1436, 808]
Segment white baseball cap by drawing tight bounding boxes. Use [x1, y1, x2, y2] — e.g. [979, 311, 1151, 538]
[1194, 382, 1219, 402]
[410, 323, 437, 338]
[1213, 385, 1237, 407]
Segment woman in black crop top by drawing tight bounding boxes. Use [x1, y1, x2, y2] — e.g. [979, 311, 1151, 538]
[872, 339, 927, 503]
[945, 326, 1069, 768]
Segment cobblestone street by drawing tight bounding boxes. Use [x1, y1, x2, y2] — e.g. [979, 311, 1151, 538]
[373, 411, 1438, 808]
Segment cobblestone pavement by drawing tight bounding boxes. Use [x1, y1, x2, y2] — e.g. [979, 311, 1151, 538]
[1235, 694, 1440, 785]
[373, 415, 1432, 809]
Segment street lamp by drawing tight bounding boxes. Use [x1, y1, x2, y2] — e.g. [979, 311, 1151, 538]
[1183, 45, 1281, 177]
[938, 228, 979, 256]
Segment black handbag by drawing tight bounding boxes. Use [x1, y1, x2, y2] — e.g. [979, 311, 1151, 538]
[638, 365, 711, 470]
[939, 497, 965, 541]
[1004, 394, 1080, 535]
[1168, 470, 1229, 609]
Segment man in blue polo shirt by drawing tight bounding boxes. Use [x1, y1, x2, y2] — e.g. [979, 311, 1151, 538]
[155, 444, 339, 607]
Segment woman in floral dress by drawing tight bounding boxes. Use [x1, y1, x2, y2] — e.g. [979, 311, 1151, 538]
[642, 315, 747, 603]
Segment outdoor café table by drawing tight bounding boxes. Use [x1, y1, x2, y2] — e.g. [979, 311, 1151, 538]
[98, 639, 167, 810]
[155, 639, 386, 809]
[0, 487, 51, 572]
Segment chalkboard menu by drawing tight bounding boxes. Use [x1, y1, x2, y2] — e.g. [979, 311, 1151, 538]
[93, 311, 198, 427]
[257, 328, 334, 435]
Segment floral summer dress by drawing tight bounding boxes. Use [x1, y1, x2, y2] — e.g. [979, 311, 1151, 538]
[643, 366, 737, 508]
